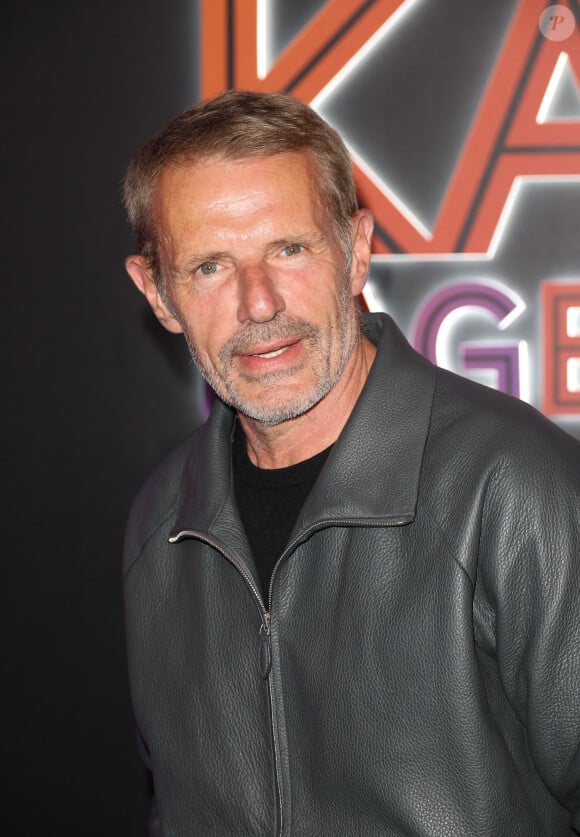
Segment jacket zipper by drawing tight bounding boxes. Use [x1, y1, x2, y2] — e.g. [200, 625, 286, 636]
[260, 611, 284, 836]
[169, 515, 408, 837]
[266, 515, 409, 608]
[168, 528, 283, 835]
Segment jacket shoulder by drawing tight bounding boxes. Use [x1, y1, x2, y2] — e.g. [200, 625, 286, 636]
[422, 366, 580, 558]
[123, 429, 204, 576]
[431, 365, 580, 469]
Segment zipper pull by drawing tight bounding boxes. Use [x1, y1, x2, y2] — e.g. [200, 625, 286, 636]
[259, 612, 272, 679]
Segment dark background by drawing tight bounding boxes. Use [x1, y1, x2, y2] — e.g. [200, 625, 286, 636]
[3, 2, 204, 833]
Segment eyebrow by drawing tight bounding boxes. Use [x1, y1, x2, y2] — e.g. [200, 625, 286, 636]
[179, 251, 232, 275]
[175, 231, 328, 276]
[266, 231, 327, 251]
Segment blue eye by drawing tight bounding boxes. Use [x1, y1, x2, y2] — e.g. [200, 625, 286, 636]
[282, 243, 303, 257]
[198, 262, 218, 275]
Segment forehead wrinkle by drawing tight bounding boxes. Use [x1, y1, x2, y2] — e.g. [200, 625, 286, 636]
[176, 230, 323, 276]
[152, 151, 339, 276]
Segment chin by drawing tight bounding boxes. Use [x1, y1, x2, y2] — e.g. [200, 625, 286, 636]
[233, 386, 332, 426]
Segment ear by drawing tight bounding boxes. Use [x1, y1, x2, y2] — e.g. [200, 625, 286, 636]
[348, 209, 374, 297]
[125, 255, 183, 334]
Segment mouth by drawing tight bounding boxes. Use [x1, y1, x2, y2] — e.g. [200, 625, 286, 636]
[252, 344, 293, 359]
[234, 338, 303, 375]
[241, 339, 300, 360]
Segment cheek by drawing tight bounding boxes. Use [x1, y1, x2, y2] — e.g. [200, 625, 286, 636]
[286, 271, 342, 313]
[184, 305, 236, 363]
[172, 290, 220, 334]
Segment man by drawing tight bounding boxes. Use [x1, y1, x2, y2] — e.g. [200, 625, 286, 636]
[123, 90, 580, 836]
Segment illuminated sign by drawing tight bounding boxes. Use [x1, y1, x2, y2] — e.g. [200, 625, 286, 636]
[411, 280, 528, 400]
[200, 0, 580, 437]
[543, 281, 580, 413]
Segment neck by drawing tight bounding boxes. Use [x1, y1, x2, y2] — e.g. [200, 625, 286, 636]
[238, 333, 376, 469]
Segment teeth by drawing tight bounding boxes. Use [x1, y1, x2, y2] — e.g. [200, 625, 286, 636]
[256, 346, 287, 359]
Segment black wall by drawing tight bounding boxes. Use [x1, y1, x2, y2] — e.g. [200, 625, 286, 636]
[4, 2, 204, 833]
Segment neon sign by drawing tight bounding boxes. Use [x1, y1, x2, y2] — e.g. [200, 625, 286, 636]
[411, 280, 527, 400]
[199, 0, 580, 436]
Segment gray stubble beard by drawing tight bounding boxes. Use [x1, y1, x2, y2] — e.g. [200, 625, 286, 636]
[182, 269, 360, 426]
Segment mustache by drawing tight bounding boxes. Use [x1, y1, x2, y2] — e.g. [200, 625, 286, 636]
[219, 316, 320, 359]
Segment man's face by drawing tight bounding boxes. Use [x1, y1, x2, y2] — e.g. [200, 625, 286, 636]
[145, 151, 369, 425]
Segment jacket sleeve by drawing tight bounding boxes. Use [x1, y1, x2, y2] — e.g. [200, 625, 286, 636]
[477, 423, 580, 832]
[136, 727, 163, 837]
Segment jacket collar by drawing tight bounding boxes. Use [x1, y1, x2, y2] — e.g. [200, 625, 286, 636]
[171, 313, 436, 542]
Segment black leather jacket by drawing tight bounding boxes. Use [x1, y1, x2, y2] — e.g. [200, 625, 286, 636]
[124, 314, 580, 836]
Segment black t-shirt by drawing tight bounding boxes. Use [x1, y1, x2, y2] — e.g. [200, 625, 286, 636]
[232, 422, 332, 602]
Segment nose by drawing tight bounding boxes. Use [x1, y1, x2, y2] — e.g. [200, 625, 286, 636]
[236, 262, 285, 324]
